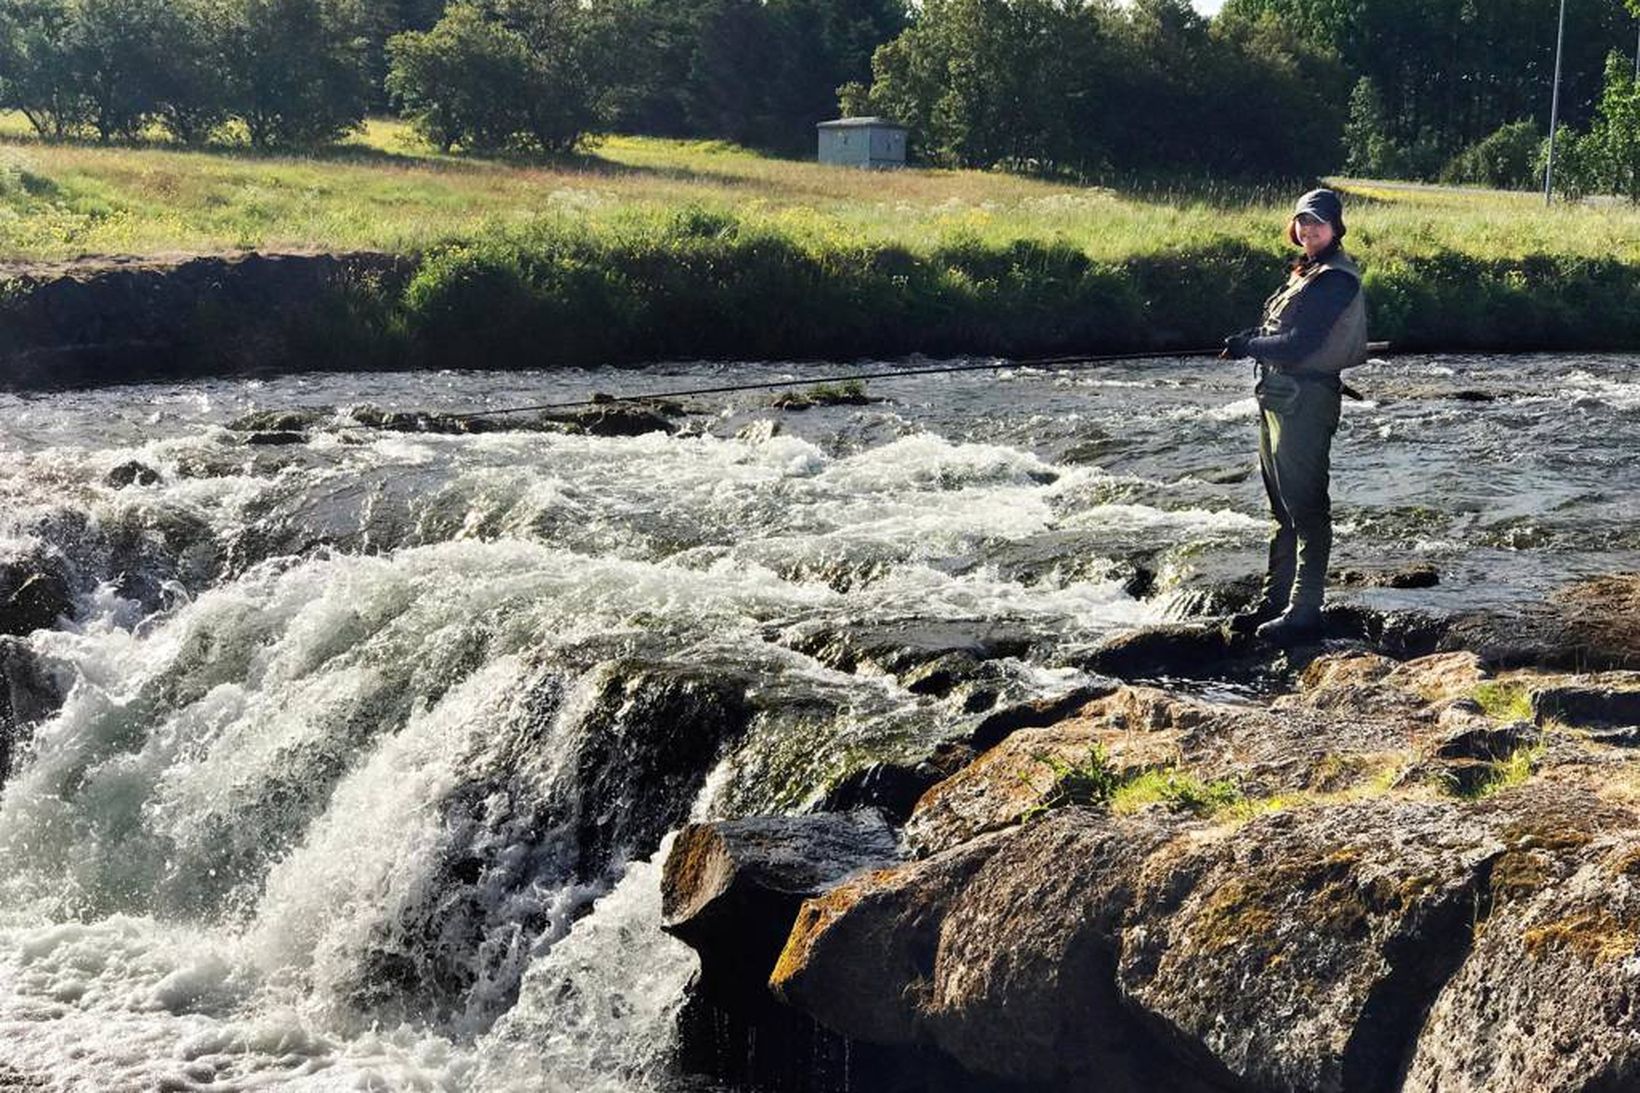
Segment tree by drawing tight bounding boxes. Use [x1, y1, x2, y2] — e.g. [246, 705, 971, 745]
[0, 0, 91, 139]
[1587, 51, 1640, 201]
[865, 0, 1109, 172]
[222, 0, 370, 149]
[1341, 76, 1402, 177]
[387, 3, 535, 153]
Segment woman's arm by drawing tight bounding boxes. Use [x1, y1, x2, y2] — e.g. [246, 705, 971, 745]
[1244, 270, 1359, 366]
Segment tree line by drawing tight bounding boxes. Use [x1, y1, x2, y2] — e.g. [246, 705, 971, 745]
[2, 0, 1640, 193]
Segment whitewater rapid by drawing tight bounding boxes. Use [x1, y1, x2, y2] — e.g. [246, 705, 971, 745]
[0, 354, 1634, 1090]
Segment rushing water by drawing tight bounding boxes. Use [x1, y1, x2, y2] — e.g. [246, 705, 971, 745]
[0, 353, 1634, 1091]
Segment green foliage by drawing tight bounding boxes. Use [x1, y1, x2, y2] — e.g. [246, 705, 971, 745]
[863, 0, 1344, 178]
[1111, 768, 1244, 817]
[1224, 0, 1636, 171]
[1536, 125, 1599, 202]
[1445, 745, 1543, 801]
[1472, 681, 1534, 723]
[222, 0, 369, 150]
[1440, 121, 1542, 191]
[0, 0, 89, 139]
[1583, 52, 1640, 202]
[387, 3, 536, 154]
[1020, 745, 1123, 820]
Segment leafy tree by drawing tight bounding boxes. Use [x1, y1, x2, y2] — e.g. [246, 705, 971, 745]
[1538, 124, 1599, 200]
[387, 3, 534, 153]
[69, 0, 194, 142]
[0, 0, 90, 139]
[1222, 0, 1634, 168]
[1586, 51, 1640, 201]
[1341, 76, 1402, 177]
[222, 0, 370, 149]
[151, 0, 234, 145]
[866, 0, 1109, 172]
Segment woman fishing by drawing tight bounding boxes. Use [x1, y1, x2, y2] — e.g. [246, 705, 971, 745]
[1223, 187, 1368, 644]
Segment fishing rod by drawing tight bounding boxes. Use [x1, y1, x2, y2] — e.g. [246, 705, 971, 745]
[453, 342, 1393, 420]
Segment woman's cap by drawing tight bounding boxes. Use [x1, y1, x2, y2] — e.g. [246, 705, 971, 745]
[1288, 188, 1346, 244]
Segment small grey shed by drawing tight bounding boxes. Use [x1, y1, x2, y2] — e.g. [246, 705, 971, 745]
[817, 117, 907, 168]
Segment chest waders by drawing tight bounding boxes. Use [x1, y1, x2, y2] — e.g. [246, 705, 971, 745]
[1252, 253, 1366, 617]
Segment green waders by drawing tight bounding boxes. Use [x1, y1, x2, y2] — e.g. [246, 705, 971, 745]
[1255, 369, 1341, 612]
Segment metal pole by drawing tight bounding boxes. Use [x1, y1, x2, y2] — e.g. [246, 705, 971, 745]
[1544, 0, 1569, 205]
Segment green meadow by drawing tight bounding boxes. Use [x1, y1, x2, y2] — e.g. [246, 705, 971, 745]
[4, 117, 1640, 372]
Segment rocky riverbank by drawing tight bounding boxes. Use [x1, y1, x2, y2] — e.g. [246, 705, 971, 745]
[661, 574, 1640, 1093]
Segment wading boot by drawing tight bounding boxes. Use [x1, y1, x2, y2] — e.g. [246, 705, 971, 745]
[1255, 603, 1324, 646]
[1226, 599, 1283, 636]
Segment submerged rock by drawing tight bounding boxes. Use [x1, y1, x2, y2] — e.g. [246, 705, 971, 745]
[0, 636, 62, 787]
[104, 460, 162, 487]
[0, 548, 72, 637]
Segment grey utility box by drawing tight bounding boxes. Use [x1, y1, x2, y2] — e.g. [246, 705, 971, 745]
[817, 117, 908, 168]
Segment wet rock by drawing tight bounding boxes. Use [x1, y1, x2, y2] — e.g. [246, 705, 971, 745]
[543, 402, 678, 437]
[0, 636, 62, 786]
[0, 548, 72, 636]
[769, 384, 875, 411]
[664, 811, 917, 1093]
[781, 618, 1036, 681]
[229, 408, 330, 432]
[818, 742, 975, 823]
[244, 430, 308, 446]
[968, 680, 1117, 751]
[1532, 676, 1640, 728]
[662, 811, 900, 1001]
[1332, 562, 1440, 589]
[1404, 788, 1640, 1093]
[770, 831, 1008, 1044]
[1077, 622, 1237, 679]
[104, 460, 161, 487]
[1438, 574, 1640, 671]
[1118, 800, 1500, 1093]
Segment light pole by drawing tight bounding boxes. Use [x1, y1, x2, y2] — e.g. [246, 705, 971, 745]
[1543, 0, 1569, 205]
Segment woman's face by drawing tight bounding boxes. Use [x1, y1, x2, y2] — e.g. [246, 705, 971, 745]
[1294, 213, 1335, 257]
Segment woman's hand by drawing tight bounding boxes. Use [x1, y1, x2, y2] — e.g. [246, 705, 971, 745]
[1222, 330, 1255, 359]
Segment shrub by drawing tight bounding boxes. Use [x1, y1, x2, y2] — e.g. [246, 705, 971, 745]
[1440, 120, 1541, 190]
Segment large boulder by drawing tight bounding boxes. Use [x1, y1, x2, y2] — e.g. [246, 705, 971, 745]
[1404, 787, 1640, 1093]
[1117, 800, 1502, 1092]
[920, 810, 1222, 1091]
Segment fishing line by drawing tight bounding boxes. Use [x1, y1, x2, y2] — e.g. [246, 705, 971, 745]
[453, 342, 1391, 420]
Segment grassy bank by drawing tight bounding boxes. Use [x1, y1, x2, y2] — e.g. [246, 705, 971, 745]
[3, 118, 1640, 375]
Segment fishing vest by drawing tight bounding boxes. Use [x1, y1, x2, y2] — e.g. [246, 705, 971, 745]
[1258, 251, 1368, 375]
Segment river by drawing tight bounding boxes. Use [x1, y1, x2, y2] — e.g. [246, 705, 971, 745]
[0, 353, 1634, 1090]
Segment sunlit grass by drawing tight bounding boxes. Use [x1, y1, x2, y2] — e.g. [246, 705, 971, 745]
[3, 114, 1637, 264]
